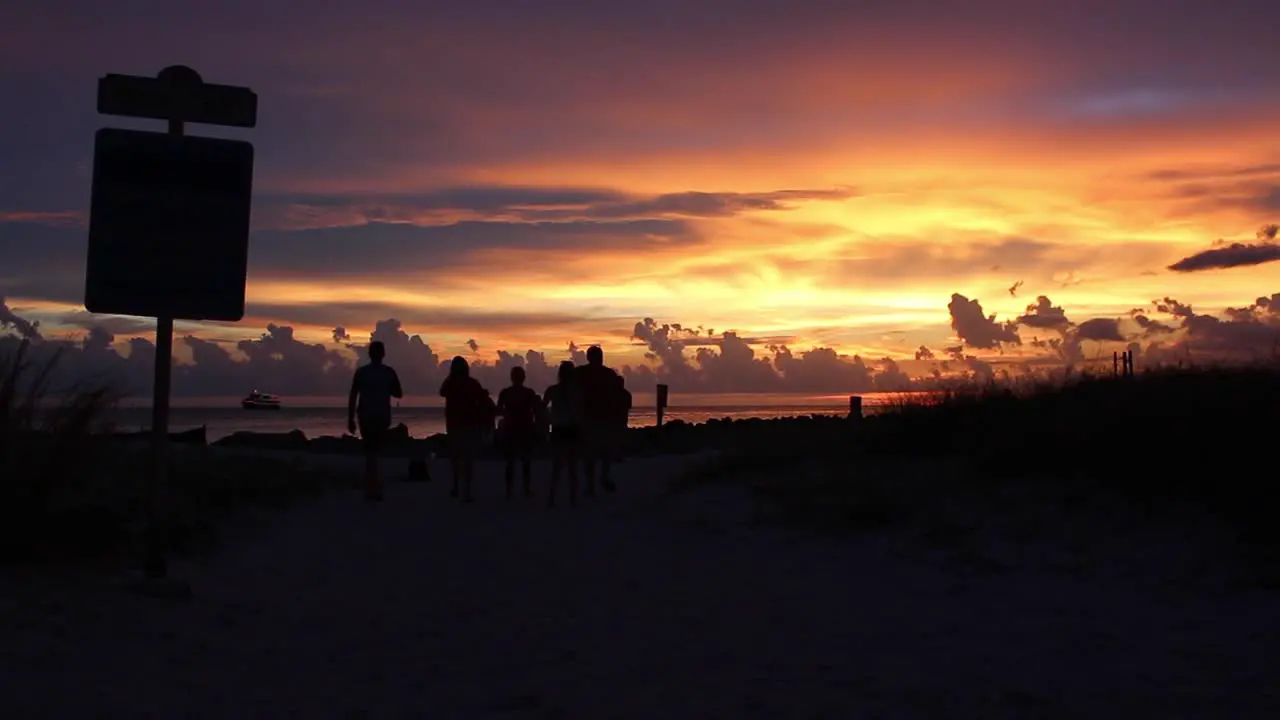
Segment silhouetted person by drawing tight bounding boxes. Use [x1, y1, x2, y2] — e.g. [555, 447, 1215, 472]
[543, 360, 582, 507]
[613, 373, 632, 462]
[347, 340, 403, 501]
[497, 366, 542, 499]
[575, 345, 620, 494]
[440, 356, 488, 502]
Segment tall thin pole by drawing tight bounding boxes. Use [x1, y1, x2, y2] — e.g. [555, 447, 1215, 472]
[143, 117, 182, 579]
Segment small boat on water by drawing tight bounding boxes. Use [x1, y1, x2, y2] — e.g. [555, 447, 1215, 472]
[241, 391, 283, 410]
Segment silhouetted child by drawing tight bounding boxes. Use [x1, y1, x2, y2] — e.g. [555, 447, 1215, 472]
[497, 366, 543, 499]
[347, 340, 403, 501]
[543, 360, 582, 507]
[439, 356, 488, 502]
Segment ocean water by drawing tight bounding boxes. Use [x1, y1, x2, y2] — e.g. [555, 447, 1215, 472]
[103, 392, 920, 442]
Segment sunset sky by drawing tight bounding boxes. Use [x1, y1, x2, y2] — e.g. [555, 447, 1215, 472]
[2, 0, 1279, 389]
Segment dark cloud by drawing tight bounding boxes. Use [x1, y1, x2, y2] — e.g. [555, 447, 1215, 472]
[56, 310, 153, 337]
[947, 293, 1020, 349]
[1150, 157, 1280, 219]
[1154, 297, 1195, 319]
[1242, 187, 1280, 214]
[625, 328, 973, 391]
[0, 184, 846, 311]
[766, 346, 875, 394]
[631, 318, 698, 377]
[249, 302, 608, 337]
[260, 186, 629, 217]
[0, 217, 702, 308]
[914, 345, 935, 360]
[1131, 313, 1176, 336]
[249, 219, 700, 279]
[257, 186, 857, 229]
[874, 358, 912, 391]
[1141, 293, 1280, 364]
[965, 289, 1135, 368]
[691, 332, 785, 393]
[466, 338, 479, 352]
[1016, 295, 1070, 330]
[1143, 163, 1280, 183]
[1169, 238, 1280, 272]
[1075, 317, 1125, 342]
[937, 344, 995, 381]
[571, 189, 857, 221]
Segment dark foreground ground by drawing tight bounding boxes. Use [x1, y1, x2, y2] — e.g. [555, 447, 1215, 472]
[1, 451, 1276, 719]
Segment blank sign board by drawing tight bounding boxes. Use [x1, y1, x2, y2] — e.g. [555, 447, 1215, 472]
[85, 128, 254, 321]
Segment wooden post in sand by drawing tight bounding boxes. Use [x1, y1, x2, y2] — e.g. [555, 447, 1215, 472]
[656, 383, 669, 427]
[1113, 351, 1119, 376]
[848, 395, 863, 421]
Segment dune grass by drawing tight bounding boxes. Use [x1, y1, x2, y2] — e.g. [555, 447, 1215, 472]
[0, 339, 349, 565]
[670, 364, 1280, 578]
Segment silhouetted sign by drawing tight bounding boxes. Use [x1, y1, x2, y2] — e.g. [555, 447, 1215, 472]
[656, 383, 669, 409]
[85, 128, 255, 321]
[98, 72, 258, 128]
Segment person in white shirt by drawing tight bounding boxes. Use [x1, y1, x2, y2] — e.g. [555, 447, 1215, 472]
[347, 341, 403, 501]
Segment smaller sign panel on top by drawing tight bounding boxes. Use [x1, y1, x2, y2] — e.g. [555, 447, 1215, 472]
[85, 128, 255, 321]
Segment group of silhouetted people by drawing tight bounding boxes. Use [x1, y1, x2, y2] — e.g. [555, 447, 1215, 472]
[348, 342, 631, 505]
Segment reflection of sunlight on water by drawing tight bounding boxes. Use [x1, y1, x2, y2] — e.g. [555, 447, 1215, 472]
[106, 391, 942, 442]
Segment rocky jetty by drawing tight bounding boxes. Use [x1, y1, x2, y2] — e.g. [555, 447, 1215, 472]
[101, 425, 208, 445]
[195, 412, 868, 459]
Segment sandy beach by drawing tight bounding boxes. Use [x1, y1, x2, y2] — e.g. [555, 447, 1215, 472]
[1, 449, 1277, 718]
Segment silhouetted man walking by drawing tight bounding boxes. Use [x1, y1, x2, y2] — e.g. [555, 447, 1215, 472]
[497, 366, 542, 498]
[348, 340, 403, 501]
[575, 345, 619, 494]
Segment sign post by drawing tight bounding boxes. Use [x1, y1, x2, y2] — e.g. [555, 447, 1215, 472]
[87, 65, 257, 593]
[655, 383, 669, 427]
[145, 113, 180, 583]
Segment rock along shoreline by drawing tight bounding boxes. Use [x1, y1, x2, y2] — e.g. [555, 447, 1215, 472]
[104, 411, 869, 459]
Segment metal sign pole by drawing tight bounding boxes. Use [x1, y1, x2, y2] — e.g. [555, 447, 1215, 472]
[142, 114, 183, 580]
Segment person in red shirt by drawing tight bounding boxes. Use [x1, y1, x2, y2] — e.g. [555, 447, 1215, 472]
[496, 366, 543, 499]
[439, 356, 490, 502]
[574, 345, 620, 495]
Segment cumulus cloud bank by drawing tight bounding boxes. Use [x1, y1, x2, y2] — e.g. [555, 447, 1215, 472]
[6, 285, 1280, 399]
